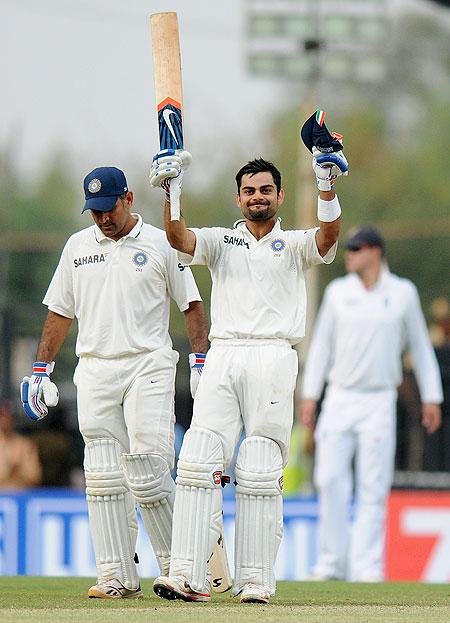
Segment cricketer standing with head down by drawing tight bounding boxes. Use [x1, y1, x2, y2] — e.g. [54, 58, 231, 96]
[148, 111, 349, 603]
[20, 167, 209, 598]
[300, 226, 443, 582]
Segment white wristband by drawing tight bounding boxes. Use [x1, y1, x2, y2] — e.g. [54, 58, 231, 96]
[317, 195, 341, 222]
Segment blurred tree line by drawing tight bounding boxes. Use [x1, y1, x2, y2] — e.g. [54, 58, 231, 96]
[0, 7, 449, 403]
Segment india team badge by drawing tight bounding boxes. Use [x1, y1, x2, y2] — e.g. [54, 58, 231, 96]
[132, 251, 148, 271]
[88, 178, 102, 193]
[271, 239, 286, 256]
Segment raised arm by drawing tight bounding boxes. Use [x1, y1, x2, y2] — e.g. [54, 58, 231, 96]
[315, 189, 341, 257]
[150, 149, 197, 255]
[303, 112, 347, 257]
[164, 198, 197, 255]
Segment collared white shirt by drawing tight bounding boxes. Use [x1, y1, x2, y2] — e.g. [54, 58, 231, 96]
[43, 214, 201, 357]
[178, 218, 336, 345]
[302, 269, 443, 402]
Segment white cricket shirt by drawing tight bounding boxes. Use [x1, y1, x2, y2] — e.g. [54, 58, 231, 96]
[178, 218, 336, 344]
[43, 214, 201, 357]
[302, 269, 443, 402]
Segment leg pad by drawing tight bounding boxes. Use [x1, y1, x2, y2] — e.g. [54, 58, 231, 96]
[170, 427, 224, 593]
[84, 439, 138, 589]
[234, 436, 283, 596]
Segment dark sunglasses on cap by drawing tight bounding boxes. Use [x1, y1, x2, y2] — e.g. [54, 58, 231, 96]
[346, 243, 365, 252]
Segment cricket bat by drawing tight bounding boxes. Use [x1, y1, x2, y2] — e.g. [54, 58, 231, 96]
[151, 15, 231, 588]
[209, 524, 233, 593]
[150, 12, 184, 221]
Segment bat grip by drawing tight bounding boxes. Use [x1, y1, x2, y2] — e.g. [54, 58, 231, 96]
[169, 171, 183, 221]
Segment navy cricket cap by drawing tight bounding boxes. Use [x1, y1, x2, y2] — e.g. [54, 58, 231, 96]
[300, 109, 344, 154]
[344, 226, 385, 252]
[82, 167, 128, 213]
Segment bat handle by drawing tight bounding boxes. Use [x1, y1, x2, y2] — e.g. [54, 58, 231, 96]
[169, 171, 183, 221]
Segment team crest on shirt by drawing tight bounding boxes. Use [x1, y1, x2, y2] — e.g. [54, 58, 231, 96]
[271, 238, 286, 254]
[132, 251, 148, 269]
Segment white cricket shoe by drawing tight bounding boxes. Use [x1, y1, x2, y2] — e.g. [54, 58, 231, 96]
[87, 578, 143, 599]
[307, 572, 342, 581]
[240, 583, 270, 604]
[153, 575, 211, 602]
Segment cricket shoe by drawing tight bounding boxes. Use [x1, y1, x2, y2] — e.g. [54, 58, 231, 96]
[153, 575, 211, 602]
[240, 583, 270, 604]
[307, 572, 342, 581]
[88, 578, 143, 599]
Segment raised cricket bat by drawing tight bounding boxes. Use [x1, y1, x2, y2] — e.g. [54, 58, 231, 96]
[150, 12, 184, 221]
[151, 13, 231, 589]
[209, 525, 233, 593]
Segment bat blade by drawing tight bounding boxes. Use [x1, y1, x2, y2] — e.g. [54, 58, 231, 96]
[150, 12, 184, 219]
[209, 530, 233, 593]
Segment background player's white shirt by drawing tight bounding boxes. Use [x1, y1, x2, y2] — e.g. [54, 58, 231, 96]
[302, 269, 443, 403]
[178, 219, 336, 345]
[43, 214, 201, 358]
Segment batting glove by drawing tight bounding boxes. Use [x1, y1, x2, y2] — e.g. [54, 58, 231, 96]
[312, 147, 348, 191]
[189, 353, 206, 399]
[149, 149, 192, 198]
[21, 361, 59, 421]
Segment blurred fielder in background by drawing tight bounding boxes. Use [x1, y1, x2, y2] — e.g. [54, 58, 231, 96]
[148, 129, 348, 603]
[20, 166, 208, 598]
[300, 226, 443, 582]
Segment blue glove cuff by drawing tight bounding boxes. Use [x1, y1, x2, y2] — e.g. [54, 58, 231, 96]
[315, 153, 348, 173]
[153, 148, 176, 162]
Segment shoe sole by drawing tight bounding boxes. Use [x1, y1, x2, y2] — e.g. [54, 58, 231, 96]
[153, 582, 210, 603]
[88, 588, 144, 599]
[240, 597, 269, 604]
[153, 584, 178, 601]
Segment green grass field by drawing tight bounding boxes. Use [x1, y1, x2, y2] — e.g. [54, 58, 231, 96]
[0, 578, 449, 623]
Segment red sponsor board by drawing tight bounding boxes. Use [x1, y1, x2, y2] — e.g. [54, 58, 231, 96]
[385, 490, 450, 582]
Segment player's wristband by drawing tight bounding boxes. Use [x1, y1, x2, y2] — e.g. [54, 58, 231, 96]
[317, 195, 341, 222]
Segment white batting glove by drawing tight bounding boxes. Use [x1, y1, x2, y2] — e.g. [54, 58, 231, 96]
[21, 361, 59, 421]
[149, 149, 192, 198]
[312, 147, 348, 192]
[189, 353, 206, 399]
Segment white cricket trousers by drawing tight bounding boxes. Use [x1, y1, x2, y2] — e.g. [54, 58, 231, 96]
[74, 348, 178, 461]
[191, 339, 299, 466]
[313, 386, 397, 581]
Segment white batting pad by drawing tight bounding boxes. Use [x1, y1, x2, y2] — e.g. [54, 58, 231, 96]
[234, 436, 283, 596]
[170, 427, 224, 593]
[122, 453, 175, 576]
[84, 438, 139, 589]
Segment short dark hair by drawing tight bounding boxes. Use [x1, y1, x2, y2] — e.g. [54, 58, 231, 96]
[235, 158, 282, 194]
